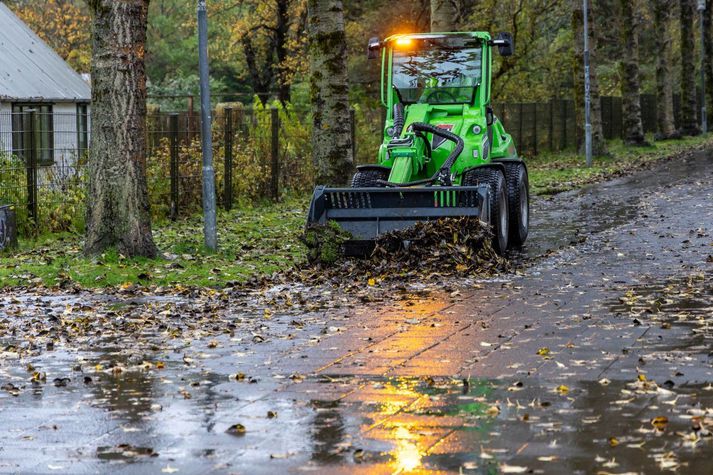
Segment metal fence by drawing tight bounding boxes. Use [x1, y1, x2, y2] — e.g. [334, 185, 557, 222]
[0, 110, 87, 236]
[0, 106, 322, 236]
[494, 93, 677, 156]
[0, 94, 676, 237]
[143, 106, 316, 219]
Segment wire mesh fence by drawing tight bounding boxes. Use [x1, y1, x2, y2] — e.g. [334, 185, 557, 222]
[494, 93, 670, 156]
[0, 110, 87, 236]
[0, 94, 672, 237]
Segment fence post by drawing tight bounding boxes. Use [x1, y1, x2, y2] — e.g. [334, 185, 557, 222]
[532, 103, 538, 155]
[24, 110, 38, 231]
[608, 96, 614, 138]
[169, 113, 179, 221]
[223, 107, 233, 211]
[518, 102, 524, 154]
[561, 99, 567, 150]
[187, 95, 195, 140]
[548, 99, 555, 152]
[350, 108, 356, 163]
[270, 107, 280, 202]
[617, 97, 624, 139]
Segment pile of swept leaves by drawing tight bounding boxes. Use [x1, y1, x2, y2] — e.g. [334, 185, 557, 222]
[296, 217, 510, 287]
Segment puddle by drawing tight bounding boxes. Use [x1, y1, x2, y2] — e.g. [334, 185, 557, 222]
[608, 272, 713, 338]
[3, 349, 713, 474]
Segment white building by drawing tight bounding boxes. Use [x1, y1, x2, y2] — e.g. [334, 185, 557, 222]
[0, 2, 90, 166]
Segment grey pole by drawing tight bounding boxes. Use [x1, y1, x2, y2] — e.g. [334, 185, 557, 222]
[583, 0, 593, 167]
[699, 0, 707, 133]
[197, 0, 217, 251]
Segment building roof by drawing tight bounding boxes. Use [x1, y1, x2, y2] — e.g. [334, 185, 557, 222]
[0, 3, 90, 103]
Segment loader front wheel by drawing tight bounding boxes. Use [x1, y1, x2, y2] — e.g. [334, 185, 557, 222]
[502, 162, 529, 248]
[351, 168, 389, 187]
[463, 168, 509, 254]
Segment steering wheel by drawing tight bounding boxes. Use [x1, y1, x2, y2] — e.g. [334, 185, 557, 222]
[422, 89, 458, 104]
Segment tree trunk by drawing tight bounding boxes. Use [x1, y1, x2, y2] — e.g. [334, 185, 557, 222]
[242, 34, 272, 106]
[274, 0, 291, 105]
[653, 0, 680, 139]
[431, 0, 458, 32]
[84, 0, 157, 257]
[308, 0, 354, 185]
[680, 0, 701, 135]
[619, 0, 648, 145]
[572, 0, 608, 155]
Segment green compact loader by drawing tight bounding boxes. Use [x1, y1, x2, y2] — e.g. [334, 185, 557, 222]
[306, 31, 529, 255]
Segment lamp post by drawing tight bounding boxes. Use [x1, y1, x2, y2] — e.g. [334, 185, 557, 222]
[698, 0, 707, 133]
[197, 0, 217, 251]
[583, 0, 592, 166]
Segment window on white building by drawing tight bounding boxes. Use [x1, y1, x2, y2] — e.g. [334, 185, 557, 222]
[11, 103, 54, 165]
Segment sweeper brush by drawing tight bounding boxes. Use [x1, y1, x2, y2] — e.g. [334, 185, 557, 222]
[306, 31, 530, 258]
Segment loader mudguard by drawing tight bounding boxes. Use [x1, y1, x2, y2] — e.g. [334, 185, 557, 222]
[461, 162, 507, 178]
[491, 157, 527, 173]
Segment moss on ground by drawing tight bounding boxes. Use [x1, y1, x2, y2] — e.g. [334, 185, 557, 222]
[302, 220, 352, 265]
[1, 133, 711, 290]
[0, 197, 307, 289]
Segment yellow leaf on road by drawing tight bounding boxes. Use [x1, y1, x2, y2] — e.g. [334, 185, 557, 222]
[651, 416, 668, 431]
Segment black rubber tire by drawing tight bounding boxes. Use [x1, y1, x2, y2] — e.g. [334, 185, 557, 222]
[351, 168, 389, 187]
[502, 161, 529, 248]
[463, 167, 509, 254]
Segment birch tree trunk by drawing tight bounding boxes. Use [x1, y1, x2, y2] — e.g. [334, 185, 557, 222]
[653, 0, 680, 139]
[308, 0, 354, 185]
[680, 0, 701, 136]
[572, 0, 608, 156]
[431, 0, 458, 31]
[84, 0, 156, 257]
[619, 0, 647, 145]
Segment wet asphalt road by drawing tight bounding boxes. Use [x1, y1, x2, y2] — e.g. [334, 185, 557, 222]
[0, 151, 712, 474]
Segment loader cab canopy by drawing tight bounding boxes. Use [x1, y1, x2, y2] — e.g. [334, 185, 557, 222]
[390, 35, 483, 105]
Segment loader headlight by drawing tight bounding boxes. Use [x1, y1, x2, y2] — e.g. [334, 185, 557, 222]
[472, 125, 482, 135]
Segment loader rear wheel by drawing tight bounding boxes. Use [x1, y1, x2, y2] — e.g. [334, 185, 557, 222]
[351, 169, 388, 187]
[463, 168, 509, 254]
[502, 161, 529, 248]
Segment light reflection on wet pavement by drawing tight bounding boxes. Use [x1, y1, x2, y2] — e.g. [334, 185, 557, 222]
[0, 151, 712, 473]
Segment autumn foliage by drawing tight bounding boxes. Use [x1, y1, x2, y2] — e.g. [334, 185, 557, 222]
[10, 0, 91, 72]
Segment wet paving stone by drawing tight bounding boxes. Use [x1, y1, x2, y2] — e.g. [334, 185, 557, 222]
[0, 152, 712, 473]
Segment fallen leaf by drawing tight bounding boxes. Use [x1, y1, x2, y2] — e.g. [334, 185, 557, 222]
[226, 423, 246, 435]
[500, 464, 528, 473]
[651, 416, 669, 431]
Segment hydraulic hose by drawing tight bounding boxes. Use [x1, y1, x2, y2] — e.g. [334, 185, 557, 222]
[392, 103, 405, 138]
[411, 122, 464, 186]
[378, 122, 464, 187]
